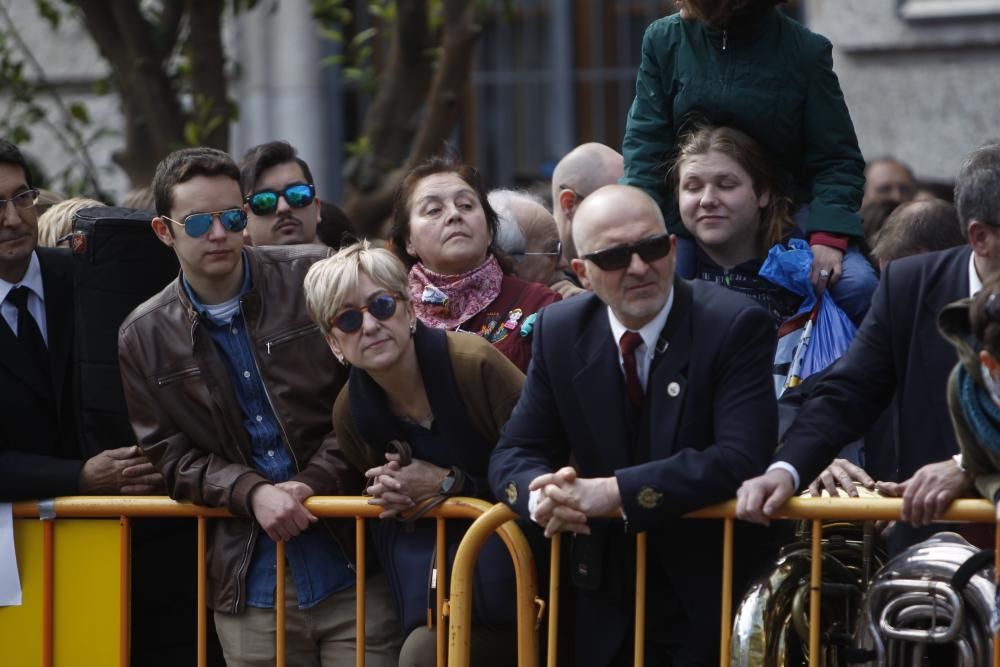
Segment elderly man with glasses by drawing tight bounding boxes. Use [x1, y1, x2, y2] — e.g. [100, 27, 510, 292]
[488, 183, 778, 666]
[118, 146, 400, 666]
[488, 188, 576, 295]
[1, 137, 163, 501]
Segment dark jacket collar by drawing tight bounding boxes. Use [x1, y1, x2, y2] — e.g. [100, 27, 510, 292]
[348, 324, 489, 464]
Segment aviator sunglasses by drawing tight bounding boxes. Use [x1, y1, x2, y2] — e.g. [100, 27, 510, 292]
[331, 293, 401, 334]
[582, 233, 672, 271]
[246, 183, 316, 216]
[163, 208, 248, 238]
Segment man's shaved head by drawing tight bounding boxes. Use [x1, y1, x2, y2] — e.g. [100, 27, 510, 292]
[570, 184, 674, 330]
[573, 184, 665, 256]
[552, 143, 625, 261]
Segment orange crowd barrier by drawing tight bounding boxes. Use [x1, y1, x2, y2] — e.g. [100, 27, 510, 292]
[9, 495, 999, 666]
[8, 496, 539, 667]
[448, 496, 1000, 667]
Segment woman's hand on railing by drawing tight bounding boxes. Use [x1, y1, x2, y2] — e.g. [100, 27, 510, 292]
[364, 453, 448, 518]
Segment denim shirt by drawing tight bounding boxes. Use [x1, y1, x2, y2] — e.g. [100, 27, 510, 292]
[183, 256, 353, 609]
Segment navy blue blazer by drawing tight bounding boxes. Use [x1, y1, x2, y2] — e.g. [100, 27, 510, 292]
[489, 277, 778, 665]
[0, 248, 81, 500]
[779, 245, 970, 487]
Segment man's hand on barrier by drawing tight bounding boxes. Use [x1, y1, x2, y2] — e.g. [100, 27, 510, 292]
[807, 458, 876, 498]
[250, 484, 317, 542]
[736, 469, 795, 526]
[529, 467, 622, 538]
[80, 446, 164, 495]
[120, 451, 165, 494]
[876, 459, 972, 527]
[275, 481, 315, 504]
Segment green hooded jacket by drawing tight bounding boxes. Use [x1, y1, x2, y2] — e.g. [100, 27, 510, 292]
[621, 9, 864, 239]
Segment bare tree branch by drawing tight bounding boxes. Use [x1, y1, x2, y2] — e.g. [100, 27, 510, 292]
[186, 0, 229, 149]
[153, 1, 187, 58]
[407, 0, 480, 161]
[75, 0, 184, 184]
[344, 0, 483, 235]
[359, 0, 435, 173]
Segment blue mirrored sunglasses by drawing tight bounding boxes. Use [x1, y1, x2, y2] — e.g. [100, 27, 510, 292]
[163, 208, 248, 238]
[246, 183, 315, 216]
[330, 293, 399, 334]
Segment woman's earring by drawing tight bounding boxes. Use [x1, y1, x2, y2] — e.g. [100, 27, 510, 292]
[409, 320, 417, 335]
[334, 352, 346, 366]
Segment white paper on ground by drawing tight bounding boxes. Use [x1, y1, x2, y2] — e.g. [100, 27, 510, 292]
[0, 503, 22, 606]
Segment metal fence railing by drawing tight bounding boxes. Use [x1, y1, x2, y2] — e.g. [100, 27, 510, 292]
[8, 496, 539, 667]
[11, 495, 1000, 667]
[449, 497, 1000, 667]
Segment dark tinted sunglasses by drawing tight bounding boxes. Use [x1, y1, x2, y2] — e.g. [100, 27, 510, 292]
[163, 208, 248, 238]
[331, 293, 400, 334]
[246, 183, 315, 216]
[582, 233, 672, 271]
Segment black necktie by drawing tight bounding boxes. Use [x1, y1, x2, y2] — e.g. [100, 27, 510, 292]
[7, 286, 51, 383]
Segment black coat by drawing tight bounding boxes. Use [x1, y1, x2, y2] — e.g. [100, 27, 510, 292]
[489, 278, 778, 666]
[0, 248, 81, 500]
[779, 245, 970, 486]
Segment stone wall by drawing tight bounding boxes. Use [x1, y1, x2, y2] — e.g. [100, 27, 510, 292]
[806, 0, 1000, 185]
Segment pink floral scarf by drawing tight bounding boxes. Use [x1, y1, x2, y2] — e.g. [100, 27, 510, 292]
[408, 255, 503, 329]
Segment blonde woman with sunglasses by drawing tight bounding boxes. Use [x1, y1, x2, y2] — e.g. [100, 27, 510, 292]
[304, 241, 525, 667]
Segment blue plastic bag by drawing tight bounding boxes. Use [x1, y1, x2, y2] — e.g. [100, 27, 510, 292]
[801, 293, 857, 378]
[760, 240, 857, 393]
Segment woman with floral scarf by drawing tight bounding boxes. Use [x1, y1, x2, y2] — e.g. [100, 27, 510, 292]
[389, 157, 560, 373]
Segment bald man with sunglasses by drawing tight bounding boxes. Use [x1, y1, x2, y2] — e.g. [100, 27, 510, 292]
[488, 184, 778, 666]
[118, 147, 400, 666]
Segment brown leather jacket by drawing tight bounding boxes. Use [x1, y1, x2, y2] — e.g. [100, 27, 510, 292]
[118, 245, 356, 613]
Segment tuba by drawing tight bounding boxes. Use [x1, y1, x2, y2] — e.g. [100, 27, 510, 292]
[852, 532, 995, 666]
[731, 519, 887, 666]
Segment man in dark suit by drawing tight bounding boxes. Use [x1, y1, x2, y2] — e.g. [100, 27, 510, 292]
[737, 143, 1000, 529]
[488, 184, 778, 666]
[0, 138, 161, 500]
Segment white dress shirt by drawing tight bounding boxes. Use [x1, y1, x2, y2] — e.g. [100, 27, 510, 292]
[0, 251, 48, 345]
[606, 287, 674, 391]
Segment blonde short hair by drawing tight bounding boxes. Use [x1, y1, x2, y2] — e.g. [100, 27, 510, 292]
[37, 196, 106, 247]
[304, 240, 410, 336]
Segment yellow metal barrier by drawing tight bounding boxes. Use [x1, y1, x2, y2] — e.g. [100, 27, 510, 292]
[448, 497, 1000, 667]
[9, 496, 539, 667]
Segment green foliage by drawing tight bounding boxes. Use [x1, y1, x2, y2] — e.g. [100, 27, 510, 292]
[0, 2, 103, 196]
[312, 0, 381, 93]
[182, 95, 238, 148]
[345, 135, 373, 159]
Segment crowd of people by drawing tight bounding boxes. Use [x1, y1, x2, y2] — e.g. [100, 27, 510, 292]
[1, 0, 995, 665]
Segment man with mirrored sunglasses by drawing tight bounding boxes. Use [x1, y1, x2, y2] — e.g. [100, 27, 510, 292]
[489, 184, 778, 666]
[119, 147, 400, 666]
[240, 140, 323, 247]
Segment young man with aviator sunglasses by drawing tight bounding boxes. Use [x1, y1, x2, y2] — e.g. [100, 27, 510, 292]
[240, 141, 322, 247]
[118, 147, 400, 666]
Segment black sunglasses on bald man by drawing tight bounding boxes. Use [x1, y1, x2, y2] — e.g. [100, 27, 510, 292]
[582, 233, 672, 271]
